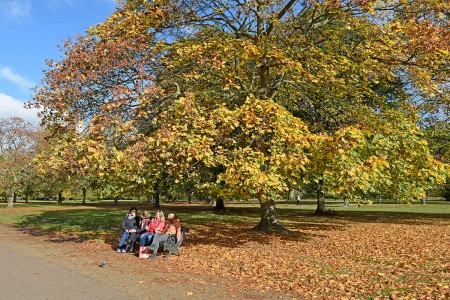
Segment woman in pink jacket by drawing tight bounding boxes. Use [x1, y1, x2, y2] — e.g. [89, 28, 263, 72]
[139, 210, 165, 258]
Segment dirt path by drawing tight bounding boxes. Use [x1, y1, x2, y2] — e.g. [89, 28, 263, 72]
[0, 242, 132, 299]
[0, 223, 280, 300]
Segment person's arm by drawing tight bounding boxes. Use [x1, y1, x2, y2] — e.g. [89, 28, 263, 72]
[144, 219, 150, 232]
[148, 219, 155, 234]
[176, 222, 181, 241]
[156, 221, 166, 234]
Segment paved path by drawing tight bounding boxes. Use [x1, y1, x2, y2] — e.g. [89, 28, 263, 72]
[0, 242, 132, 300]
[0, 229, 237, 300]
[0, 222, 280, 300]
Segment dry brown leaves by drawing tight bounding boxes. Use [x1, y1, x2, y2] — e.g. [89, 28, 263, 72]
[170, 220, 450, 299]
[5, 206, 450, 299]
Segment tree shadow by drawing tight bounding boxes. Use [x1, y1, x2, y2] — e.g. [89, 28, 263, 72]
[11, 202, 450, 250]
[290, 209, 450, 226]
[182, 221, 342, 249]
[16, 208, 124, 247]
[17, 226, 82, 243]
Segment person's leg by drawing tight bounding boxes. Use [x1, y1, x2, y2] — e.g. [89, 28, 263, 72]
[149, 234, 169, 259]
[140, 232, 150, 246]
[138, 232, 150, 258]
[126, 233, 140, 252]
[117, 231, 129, 251]
[148, 233, 162, 252]
[147, 234, 155, 245]
[159, 234, 169, 243]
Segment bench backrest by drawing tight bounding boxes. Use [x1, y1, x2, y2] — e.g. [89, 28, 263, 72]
[161, 226, 189, 251]
[177, 227, 189, 245]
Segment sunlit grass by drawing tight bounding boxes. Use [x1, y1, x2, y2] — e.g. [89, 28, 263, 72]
[0, 198, 448, 240]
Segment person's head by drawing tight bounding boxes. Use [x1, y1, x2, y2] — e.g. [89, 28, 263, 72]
[167, 213, 179, 222]
[129, 207, 137, 216]
[155, 210, 165, 221]
[143, 210, 151, 218]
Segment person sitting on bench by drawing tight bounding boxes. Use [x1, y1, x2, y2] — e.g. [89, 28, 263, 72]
[147, 213, 181, 259]
[138, 210, 165, 258]
[116, 207, 140, 253]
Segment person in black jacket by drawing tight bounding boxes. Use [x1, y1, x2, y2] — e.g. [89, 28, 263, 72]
[116, 207, 140, 253]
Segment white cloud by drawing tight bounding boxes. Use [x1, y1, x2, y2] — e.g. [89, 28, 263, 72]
[0, 67, 35, 92]
[0, 93, 39, 124]
[0, 0, 31, 21]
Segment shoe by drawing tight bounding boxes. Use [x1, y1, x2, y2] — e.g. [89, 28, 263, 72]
[116, 248, 121, 253]
[121, 249, 126, 253]
[148, 252, 157, 259]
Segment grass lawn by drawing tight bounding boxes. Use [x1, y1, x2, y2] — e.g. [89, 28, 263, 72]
[0, 198, 449, 299]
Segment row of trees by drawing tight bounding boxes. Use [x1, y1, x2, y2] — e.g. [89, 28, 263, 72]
[0, 118, 83, 207]
[0, 118, 42, 208]
[5, 0, 449, 232]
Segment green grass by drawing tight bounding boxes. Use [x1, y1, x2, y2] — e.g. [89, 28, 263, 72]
[0, 198, 448, 241]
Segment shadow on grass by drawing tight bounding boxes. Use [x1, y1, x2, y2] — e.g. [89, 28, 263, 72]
[17, 208, 125, 248]
[329, 210, 450, 225]
[12, 201, 450, 249]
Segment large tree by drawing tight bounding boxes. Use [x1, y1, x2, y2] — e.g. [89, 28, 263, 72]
[31, 0, 450, 231]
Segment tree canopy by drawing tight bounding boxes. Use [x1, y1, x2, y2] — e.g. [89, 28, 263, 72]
[0, 117, 43, 208]
[30, 0, 450, 231]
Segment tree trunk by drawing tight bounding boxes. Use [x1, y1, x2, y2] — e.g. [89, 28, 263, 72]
[153, 181, 160, 208]
[421, 191, 428, 204]
[288, 188, 294, 201]
[9, 170, 17, 208]
[444, 178, 450, 201]
[25, 194, 29, 204]
[57, 190, 63, 204]
[13, 192, 17, 203]
[188, 192, 192, 204]
[7, 190, 14, 208]
[252, 198, 287, 234]
[114, 197, 119, 205]
[153, 190, 160, 208]
[214, 196, 226, 211]
[82, 187, 87, 206]
[146, 193, 153, 203]
[315, 179, 326, 215]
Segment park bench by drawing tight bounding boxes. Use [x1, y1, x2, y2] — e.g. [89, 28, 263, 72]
[158, 226, 189, 259]
[131, 227, 189, 259]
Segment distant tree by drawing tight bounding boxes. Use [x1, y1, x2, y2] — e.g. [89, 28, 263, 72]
[424, 122, 450, 201]
[34, 129, 107, 206]
[0, 118, 42, 208]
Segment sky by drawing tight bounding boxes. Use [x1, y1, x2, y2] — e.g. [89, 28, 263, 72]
[0, 0, 117, 124]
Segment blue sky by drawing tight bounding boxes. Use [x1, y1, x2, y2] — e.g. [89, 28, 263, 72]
[0, 0, 117, 124]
